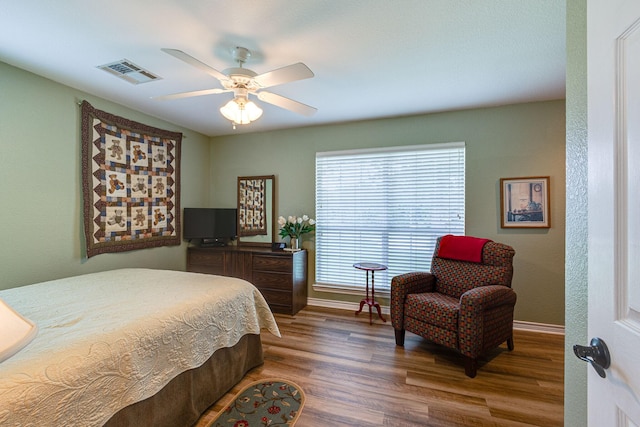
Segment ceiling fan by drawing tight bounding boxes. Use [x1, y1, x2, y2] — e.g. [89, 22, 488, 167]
[155, 47, 317, 126]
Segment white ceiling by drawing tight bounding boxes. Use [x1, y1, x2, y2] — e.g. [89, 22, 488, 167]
[0, 0, 565, 137]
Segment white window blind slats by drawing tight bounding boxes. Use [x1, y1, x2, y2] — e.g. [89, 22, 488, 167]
[315, 143, 465, 292]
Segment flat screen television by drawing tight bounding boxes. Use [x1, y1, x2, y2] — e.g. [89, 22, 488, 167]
[183, 208, 237, 246]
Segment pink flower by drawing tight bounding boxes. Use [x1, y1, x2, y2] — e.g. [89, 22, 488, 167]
[233, 421, 249, 427]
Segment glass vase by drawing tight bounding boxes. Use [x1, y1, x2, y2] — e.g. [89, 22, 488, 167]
[290, 236, 300, 250]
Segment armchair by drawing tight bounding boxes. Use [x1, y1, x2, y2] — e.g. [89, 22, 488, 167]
[390, 235, 516, 377]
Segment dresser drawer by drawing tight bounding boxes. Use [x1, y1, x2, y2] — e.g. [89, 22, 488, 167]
[252, 255, 292, 273]
[259, 288, 292, 307]
[252, 271, 292, 291]
[188, 251, 225, 266]
[187, 250, 227, 275]
[187, 247, 307, 315]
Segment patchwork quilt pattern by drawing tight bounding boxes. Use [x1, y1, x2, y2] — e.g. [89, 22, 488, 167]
[81, 101, 181, 257]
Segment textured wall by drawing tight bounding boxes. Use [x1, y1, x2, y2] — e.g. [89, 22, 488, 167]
[565, 0, 588, 425]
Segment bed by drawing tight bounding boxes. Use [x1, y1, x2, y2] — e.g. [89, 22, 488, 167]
[0, 268, 280, 427]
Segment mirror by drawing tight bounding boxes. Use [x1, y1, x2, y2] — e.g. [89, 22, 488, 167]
[237, 175, 275, 246]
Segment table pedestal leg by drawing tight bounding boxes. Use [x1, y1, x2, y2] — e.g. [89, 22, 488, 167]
[355, 270, 387, 324]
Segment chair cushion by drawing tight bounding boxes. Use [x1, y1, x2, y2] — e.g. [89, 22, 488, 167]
[405, 292, 460, 331]
[431, 240, 515, 298]
[434, 262, 511, 298]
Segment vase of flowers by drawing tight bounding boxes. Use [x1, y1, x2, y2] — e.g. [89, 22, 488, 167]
[278, 215, 315, 250]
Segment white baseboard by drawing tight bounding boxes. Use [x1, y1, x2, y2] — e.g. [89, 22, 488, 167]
[307, 297, 565, 335]
[308, 297, 391, 315]
[512, 320, 565, 335]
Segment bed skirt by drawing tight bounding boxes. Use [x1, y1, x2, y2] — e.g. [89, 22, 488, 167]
[105, 333, 264, 427]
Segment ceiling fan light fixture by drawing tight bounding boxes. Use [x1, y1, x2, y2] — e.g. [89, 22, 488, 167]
[160, 48, 316, 127]
[220, 97, 263, 125]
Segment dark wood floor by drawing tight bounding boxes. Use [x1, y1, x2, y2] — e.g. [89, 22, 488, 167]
[196, 306, 564, 427]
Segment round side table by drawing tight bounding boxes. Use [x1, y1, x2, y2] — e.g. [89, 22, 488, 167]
[353, 262, 388, 325]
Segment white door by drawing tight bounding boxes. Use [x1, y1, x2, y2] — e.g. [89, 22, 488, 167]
[587, 0, 640, 424]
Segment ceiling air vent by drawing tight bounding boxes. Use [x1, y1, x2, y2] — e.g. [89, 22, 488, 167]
[97, 59, 162, 85]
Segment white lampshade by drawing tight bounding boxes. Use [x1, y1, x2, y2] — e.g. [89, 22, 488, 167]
[0, 298, 38, 362]
[220, 97, 263, 125]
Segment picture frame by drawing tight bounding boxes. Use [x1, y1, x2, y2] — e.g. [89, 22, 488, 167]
[500, 176, 550, 228]
[236, 175, 275, 246]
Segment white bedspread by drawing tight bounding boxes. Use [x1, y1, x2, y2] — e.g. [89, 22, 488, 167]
[0, 268, 280, 427]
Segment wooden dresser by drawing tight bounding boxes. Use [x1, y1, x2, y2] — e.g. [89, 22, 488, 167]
[187, 246, 308, 315]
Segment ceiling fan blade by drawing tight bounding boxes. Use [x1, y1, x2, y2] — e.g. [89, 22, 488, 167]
[161, 48, 229, 82]
[257, 91, 317, 117]
[253, 63, 314, 88]
[152, 88, 231, 101]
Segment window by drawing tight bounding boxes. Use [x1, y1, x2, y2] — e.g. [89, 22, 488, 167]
[315, 142, 465, 293]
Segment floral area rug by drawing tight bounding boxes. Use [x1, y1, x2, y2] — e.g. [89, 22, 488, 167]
[207, 379, 305, 427]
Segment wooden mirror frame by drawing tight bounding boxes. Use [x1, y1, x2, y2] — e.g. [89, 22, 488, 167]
[236, 175, 275, 246]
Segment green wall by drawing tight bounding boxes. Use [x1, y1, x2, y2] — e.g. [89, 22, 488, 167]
[0, 61, 211, 290]
[565, 0, 588, 424]
[210, 100, 566, 325]
[0, 60, 567, 326]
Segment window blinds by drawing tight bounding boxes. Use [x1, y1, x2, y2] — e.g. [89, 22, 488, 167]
[315, 142, 465, 292]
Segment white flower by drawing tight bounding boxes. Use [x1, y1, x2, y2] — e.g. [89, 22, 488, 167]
[278, 213, 316, 239]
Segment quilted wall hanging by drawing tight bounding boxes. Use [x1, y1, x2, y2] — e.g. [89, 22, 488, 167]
[81, 101, 182, 258]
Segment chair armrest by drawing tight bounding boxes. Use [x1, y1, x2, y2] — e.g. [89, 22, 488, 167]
[458, 285, 517, 358]
[390, 272, 436, 329]
[460, 285, 517, 314]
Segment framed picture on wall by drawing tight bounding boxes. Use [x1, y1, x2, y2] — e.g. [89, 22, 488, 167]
[237, 176, 268, 237]
[500, 176, 550, 228]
